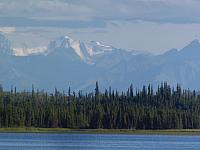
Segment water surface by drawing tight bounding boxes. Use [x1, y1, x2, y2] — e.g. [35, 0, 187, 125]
[0, 133, 199, 150]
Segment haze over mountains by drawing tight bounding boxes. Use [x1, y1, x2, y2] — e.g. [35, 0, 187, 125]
[0, 33, 200, 91]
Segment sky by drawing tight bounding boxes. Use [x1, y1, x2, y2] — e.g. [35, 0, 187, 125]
[1, 0, 200, 53]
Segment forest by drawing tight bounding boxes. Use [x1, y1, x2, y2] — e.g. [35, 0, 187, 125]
[0, 82, 199, 129]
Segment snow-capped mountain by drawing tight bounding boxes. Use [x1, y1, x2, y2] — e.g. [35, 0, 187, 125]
[13, 46, 48, 56]
[1, 33, 200, 91]
[48, 36, 91, 62]
[89, 41, 114, 54]
[11, 35, 136, 62]
[47, 36, 121, 63]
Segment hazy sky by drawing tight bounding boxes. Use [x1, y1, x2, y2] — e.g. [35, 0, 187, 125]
[1, 0, 200, 53]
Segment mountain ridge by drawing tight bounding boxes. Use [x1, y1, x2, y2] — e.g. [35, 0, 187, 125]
[1, 33, 200, 91]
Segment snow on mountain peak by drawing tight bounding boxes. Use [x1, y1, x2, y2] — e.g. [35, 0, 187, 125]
[48, 36, 87, 60]
[64, 35, 72, 40]
[48, 36, 70, 50]
[47, 36, 117, 62]
[1, 34, 118, 60]
[88, 41, 114, 55]
[90, 41, 112, 49]
[13, 46, 48, 56]
[92, 41, 112, 48]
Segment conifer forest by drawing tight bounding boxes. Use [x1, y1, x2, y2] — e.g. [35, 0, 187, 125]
[0, 82, 199, 129]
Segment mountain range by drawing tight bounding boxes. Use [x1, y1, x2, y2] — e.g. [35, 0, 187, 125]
[0, 33, 200, 91]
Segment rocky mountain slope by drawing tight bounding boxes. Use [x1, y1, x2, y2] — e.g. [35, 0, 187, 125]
[0, 33, 200, 91]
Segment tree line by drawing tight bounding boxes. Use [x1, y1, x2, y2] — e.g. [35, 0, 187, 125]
[0, 82, 200, 129]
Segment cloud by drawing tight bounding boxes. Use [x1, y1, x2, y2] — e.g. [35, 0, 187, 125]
[0, 27, 16, 34]
[0, 0, 93, 20]
[0, 0, 200, 29]
[0, 0, 104, 28]
[88, 0, 200, 24]
[0, 17, 106, 28]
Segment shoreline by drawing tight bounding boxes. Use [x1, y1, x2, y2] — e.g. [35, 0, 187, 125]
[0, 128, 200, 135]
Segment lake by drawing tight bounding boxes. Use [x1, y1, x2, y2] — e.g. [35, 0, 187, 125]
[0, 133, 199, 149]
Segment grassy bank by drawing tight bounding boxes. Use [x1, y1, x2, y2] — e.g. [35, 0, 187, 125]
[0, 128, 200, 135]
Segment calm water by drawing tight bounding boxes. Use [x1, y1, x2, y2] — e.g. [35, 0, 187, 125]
[0, 133, 199, 150]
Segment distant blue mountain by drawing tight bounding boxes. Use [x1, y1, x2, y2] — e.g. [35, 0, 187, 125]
[0, 33, 200, 91]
